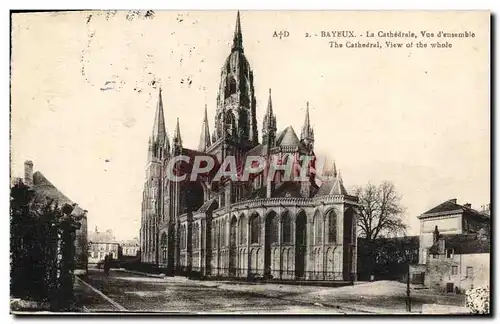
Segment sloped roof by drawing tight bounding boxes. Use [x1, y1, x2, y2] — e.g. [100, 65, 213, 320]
[197, 198, 219, 213]
[245, 144, 263, 157]
[175, 148, 219, 178]
[120, 238, 139, 246]
[32, 171, 86, 216]
[276, 126, 301, 147]
[420, 199, 489, 219]
[89, 230, 116, 243]
[422, 199, 463, 215]
[316, 176, 348, 196]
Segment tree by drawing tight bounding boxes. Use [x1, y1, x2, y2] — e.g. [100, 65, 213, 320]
[352, 181, 407, 240]
[10, 180, 83, 311]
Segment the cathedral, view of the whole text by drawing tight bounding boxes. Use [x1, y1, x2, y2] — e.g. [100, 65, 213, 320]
[140, 12, 360, 281]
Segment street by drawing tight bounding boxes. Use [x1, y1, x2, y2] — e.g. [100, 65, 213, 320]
[74, 269, 467, 314]
[74, 269, 351, 314]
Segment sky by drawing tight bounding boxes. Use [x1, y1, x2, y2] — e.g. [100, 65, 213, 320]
[10, 11, 490, 240]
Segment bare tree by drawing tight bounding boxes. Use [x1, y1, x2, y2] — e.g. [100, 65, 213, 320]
[352, 181, 407, 240]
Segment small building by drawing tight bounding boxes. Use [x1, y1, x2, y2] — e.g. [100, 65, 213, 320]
[416, 199, 490, 292]
[88, 242, 120, 264]
[88, 227, 119, 264]
[22, 160, 89, 275]
[417, 199, 490, 264]
[426, 227, 490, 293]
[120, 238, 139, 257]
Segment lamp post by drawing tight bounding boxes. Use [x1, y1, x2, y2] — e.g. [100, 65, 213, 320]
[402, 238, 412, 313]
[407, 261, 411, 312]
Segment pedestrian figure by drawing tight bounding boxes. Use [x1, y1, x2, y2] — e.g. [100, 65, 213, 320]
[103, 254, 110, 276]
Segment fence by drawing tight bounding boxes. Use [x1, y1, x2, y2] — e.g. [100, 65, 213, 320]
[174, 266, 347, 282]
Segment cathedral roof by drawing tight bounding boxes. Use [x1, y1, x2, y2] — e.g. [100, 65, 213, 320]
[175, 148, 219, 178]
[245, 144, 263, 157]
[276, 126, 302, 147]
[197, 198, 219, 213]
[32, 171, 86, 216]
[273, 181, 303, 198]
[316, 175, 348, 196]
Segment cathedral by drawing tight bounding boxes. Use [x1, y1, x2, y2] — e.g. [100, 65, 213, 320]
[140, 12, 359, 281]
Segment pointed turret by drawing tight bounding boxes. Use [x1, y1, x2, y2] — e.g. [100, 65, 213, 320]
[173, 117, 182, 148]
[300, 101, 314, 151]
[322, 160, 338, 179]
[232, 11, 243, 52]
[198, 104, 212, 151]
[262, 88, 277, 150]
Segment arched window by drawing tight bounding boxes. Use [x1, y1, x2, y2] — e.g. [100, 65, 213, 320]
[282, 212, 291, 244]
[193, 223, 200, 249]
[267, 213, 279, 244]
[224, 111, 235, 136]
[161, 232, 168, 248]
[225, 77, 237, 98]
[212, 220, 216, 247]
[314, 212, 322, 245]
[250, 214, 260, 244]
[239, 215, 247, 245]
[222, 219, 226, 247]
[328, 211, 337, 243]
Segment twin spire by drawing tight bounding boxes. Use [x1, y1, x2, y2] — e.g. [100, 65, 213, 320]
[150, 12, 315, 157]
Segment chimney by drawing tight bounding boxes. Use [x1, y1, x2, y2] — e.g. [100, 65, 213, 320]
[449, 198, 457, 204]
[24, 160, 33, 186]
[11, 177, 22, 187]
[464, 203, 471, 208]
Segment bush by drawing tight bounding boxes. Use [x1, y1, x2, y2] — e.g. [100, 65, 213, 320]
[465, 286, 489, 314]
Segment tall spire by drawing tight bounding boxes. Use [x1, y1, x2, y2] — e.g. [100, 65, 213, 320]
[304, 101, 311, 129]
[152, 88, 167, 145]
[231, 11, 243, 52]
[198, 104, 212, 151]
[173, 117, 182, 147]
[266, 88, 273, 116]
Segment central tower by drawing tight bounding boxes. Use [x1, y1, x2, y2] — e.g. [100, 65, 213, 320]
[212, 11, 258, 150]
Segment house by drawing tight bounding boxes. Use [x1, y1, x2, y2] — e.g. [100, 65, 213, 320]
[426, 227, 490, 293]
[416, 199, 490, 292]
[88, 227, 120, 264]
[417, 199, 490, 264]
[120, 238, 139, 257]
[23, 161, 89, 274]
